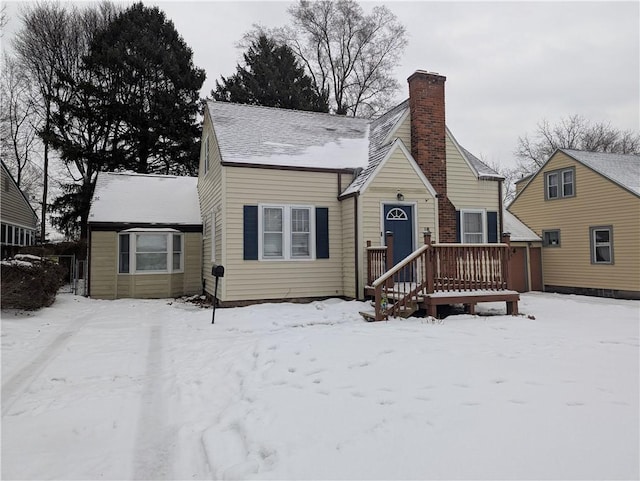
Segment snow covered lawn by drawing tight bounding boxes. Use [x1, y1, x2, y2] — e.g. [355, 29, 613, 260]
[2, 292, 638, 480]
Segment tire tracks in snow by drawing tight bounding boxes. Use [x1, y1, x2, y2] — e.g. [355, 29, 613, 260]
[1, 318, 86, 417]
[132, 325, 175, 480]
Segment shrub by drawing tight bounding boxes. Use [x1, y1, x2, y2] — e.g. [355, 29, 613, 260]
[1, 255, 67, 310]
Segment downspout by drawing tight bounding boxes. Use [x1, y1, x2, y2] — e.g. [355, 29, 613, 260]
[354, 193, 359, 299]
[498, 180, 504, 238]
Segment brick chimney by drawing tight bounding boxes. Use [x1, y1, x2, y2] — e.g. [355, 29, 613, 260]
[408, 70, 457, 243]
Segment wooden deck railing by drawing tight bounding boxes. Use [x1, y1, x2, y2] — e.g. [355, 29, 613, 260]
[368, 231, 512, 321]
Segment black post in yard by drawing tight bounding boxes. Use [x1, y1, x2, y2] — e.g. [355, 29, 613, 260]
[211, 264, 225, 324]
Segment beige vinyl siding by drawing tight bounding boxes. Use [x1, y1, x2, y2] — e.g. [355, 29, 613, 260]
[90, 231, 118, 299]
[90, 231, 202, 299]
[510, 151, 640, 292]
[341, 196, 356, 298]
[183, 232, 203, 294]
[1, 165, 37, 229]
[198, 112, 224, 298]
[445, 133, 500, 211]
[359, 148, 437, 297]
[394, 114, 411, 149]
[222, 166, 344, 302]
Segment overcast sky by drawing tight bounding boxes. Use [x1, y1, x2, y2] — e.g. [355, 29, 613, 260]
[4, 1, 639, 170]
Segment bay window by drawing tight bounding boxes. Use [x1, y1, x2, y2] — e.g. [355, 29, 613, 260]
[118, 230, 183, 273]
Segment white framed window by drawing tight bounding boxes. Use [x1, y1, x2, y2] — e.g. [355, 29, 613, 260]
[259, 204, 315, 260]
[590, 226, 613, 264]
[460, 209, 486, 243]
[118, 231, 184, 274]
[546, 167, 575, 200]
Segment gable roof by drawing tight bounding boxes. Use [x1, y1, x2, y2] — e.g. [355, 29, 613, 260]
[207, 100, 370, 170]
[340, 138, 438, 199]
[89, 172, 201, 225]
[560, 149, 640, 196]
[206, 99, 500, 195]
[503, 209, 541, 242]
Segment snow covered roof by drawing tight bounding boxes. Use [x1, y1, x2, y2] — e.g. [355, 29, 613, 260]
[89, 172, 201, 225]
[207, 99, 499, 196]
[207, 101, 370, 170]
[560, 149, 640, 196]
[503, 210, 541, 242]
[459, 146, 503, 180]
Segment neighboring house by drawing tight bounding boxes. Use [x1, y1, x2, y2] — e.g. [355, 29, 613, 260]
[1, 160, 38, 259]
[508, 149, 640, 299]
[87, 172, 202, 299]
[198, 70, 507, 307]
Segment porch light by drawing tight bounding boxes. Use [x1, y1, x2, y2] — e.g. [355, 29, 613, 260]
[396, 191, 404, 201]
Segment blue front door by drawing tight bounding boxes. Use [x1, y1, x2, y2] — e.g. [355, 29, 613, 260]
[383, 204, 414, 281]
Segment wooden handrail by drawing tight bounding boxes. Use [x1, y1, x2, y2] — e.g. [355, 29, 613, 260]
[372, 244, 430, 287]
[369, 239, 513, 321]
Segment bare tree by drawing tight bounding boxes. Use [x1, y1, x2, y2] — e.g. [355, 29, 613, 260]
[516, 114, 640, 176]
[273, 0, 407, 117]
[0, 52, 41, 195]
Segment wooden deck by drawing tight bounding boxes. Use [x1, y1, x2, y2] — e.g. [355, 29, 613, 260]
[363, 230, 519, 321]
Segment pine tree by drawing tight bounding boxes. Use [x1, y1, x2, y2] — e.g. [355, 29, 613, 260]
[213, 35, 328, 112]
[85, 2, 205, 175]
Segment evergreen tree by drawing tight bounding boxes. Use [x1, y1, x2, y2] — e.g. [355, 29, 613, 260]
[213, 35, 328, 112]
[45, 2, 205, 239]
[85, 2, 205, 175]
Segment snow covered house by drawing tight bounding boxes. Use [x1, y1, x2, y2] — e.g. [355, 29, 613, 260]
[508, 149, 640, 299]
[87, 172, 202, 299]
[1, 160, 38, 258]
[199, 70, 516, 314]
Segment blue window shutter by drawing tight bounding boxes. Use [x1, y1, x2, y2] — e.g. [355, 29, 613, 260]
[243, 205, 258, 260]
[316, 207, 329, 259]
[455, 211, 461, 243]
[487, 211, 498, 243]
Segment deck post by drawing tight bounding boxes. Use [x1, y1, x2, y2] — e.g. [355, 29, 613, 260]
[385, 231, 394, 290]
[423, 228, 434, 294]
[366, 240, 372, 285]
[423, 227, 431, 246]
[502, 232, 512, 290]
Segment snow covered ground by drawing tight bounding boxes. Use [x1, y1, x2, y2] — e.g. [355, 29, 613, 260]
[2, 292, 638, 480]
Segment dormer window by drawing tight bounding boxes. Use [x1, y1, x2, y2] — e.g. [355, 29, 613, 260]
[545, 167, 575, 200]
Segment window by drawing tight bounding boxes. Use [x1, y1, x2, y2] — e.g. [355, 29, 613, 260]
[259, 205, 314, 260]
[545, 167, 575, 200]
[460, 210, 485, 243]
[542, 229, 560, 247]
[119, 234, 130, 273]
[172, 234, 182, 270]
[118, 232, 184, 274]
[590, 226, 613, 264]
[263, 207, 283, 258]
[562, 170, 574, 196]
[291, 208, 310, 257]
[1, 223, 5, 244]
[136, 234, 168, 271]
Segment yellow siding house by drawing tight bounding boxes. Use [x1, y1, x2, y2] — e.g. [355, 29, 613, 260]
[509, 149, 640, 299]
[199, 70, 505, 305]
